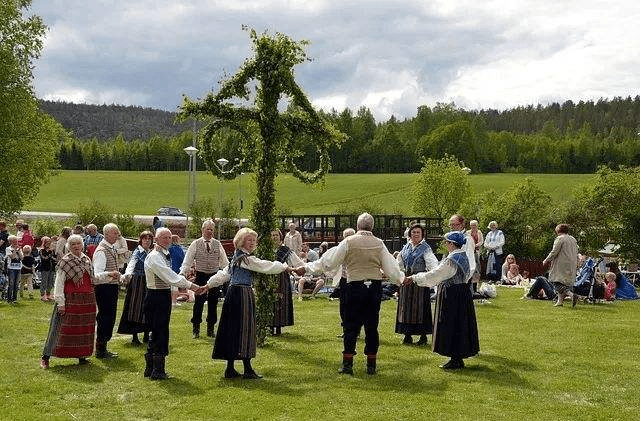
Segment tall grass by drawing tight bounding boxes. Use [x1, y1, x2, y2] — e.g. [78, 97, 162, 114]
[28, 171, 592, 216]
[0, 287, 638, 420]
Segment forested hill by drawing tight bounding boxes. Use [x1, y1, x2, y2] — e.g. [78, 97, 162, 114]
[39, 100, 192, 140]
[41, 96, 639, 141]
[49, 96, 639, 174]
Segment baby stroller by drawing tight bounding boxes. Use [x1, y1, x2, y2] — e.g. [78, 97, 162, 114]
[573, 257, 604, 304]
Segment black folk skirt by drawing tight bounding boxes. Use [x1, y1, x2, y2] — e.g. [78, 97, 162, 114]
[117, 274, 147, 334]
[395, 282, 433, 335]
[271, 272, 294, 328]
[212, 285, 256, 360]
[432, 282, 479, 359]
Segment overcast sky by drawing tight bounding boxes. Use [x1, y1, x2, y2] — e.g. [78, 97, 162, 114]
[31, 0, 640, 121]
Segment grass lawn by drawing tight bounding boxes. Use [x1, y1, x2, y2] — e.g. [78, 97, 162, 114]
[0, 287, 638, 420]
[29, 171, 592, 216]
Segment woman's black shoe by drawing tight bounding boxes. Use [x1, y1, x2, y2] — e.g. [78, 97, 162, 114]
[439, 359, 464, 369]
[242, 371, 263, 379]
[224, 369, 241, 379]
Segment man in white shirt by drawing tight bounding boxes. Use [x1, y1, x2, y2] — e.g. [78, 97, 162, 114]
[92, 223, 123, 359]
[144, 227, 202, 380]
[180, 219, 229, 338]
[296, 213, 403, 376]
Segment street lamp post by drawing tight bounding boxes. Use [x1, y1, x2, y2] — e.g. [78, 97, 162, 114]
[184, 146, 198, 208]
[214, 158, 229, 239]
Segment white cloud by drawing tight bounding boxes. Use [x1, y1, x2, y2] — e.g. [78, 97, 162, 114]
[30, 0, 640, 120]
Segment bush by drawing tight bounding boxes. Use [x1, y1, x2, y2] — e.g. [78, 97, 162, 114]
[29, 218, 72, 238]
[114, 214, 147, 239]
[72, 200, 116, 232]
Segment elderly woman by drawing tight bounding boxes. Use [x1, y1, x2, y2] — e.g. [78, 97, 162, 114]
[395, 222, 438, 345]
[543, 224, 579, 306]
[270, 229, 305, 335]
[404, 231, 479, 369]
[484, 221, 505, 283]
[205, 228, 295, 379]
[40, 235, 97, 368]
[117, 231, 153, 345]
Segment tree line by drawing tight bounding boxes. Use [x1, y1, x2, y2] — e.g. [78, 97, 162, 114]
[53, 96, 639, 174]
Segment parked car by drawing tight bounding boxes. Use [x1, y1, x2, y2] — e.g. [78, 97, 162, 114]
[157, 206, 186, 217]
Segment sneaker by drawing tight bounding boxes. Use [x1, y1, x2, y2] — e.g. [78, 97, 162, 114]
[40, 358, 49, 369]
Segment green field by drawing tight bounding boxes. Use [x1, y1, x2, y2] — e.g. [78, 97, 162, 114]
[1, 287, 638, 420]
[30, 171, 592, 216]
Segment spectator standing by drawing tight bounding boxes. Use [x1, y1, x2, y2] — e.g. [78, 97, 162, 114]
[38, 236, 56, 301]
[20, 224, 34, 248]
[55, 227, 72, 264]
[20, 245, 36, 299]
[83, 224, 104, 257]
[542, 224, 579, 307]
[466, 220, 484, 288]
[284, 222, 302, 256]
[5, 235, 23, 304]
[484, 221, 505, 283]
[14, 219, 24, 245]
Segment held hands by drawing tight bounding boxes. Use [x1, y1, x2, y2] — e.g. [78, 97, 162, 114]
[402, 276, 414, 286]
[193, 285, 209, 296]
[57, 305, 65, 315]
[290, 266, 306, 277]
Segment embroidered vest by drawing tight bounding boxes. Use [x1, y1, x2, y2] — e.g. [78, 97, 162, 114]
[229, 249, 252, 286]
[445, 251, 470, 286]
[400, 240, 430, 275]
[192, 238, 222, 273]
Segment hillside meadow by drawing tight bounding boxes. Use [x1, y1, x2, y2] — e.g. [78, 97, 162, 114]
[29, 171, 592, 216]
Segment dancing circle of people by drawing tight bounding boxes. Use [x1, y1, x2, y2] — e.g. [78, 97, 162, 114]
[17, 212, 633, 378]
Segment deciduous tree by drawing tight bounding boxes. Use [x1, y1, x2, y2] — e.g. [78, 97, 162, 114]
[0, 0, 67, 216]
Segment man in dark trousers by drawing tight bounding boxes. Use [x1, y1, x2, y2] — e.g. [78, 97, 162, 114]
[180, 219, 229, 338]
[92, 223, 123, 359]
[144, 227, 202, 379]
[296, 213, 403, 375]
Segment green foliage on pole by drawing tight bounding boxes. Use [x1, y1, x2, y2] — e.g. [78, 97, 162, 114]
[178, 27, 345, 345]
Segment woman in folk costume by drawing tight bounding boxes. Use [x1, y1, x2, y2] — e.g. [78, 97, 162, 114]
[270, 229, 304, 335]
[117, 231, 153, 345]
[404, 231, 479, 369]
[40, 235, 97, 368]
[395, 222, 438, 345]
[205, 228, 295, 379]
